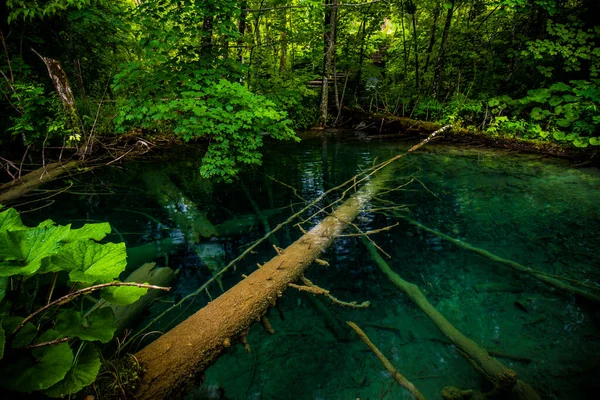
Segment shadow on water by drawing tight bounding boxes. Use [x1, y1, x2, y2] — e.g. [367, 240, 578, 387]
[20, 132, 600, 399]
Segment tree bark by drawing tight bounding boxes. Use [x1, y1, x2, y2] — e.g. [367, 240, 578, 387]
[433, 0, 455, 98]
[131, 128, 449, 400]
[411, 11, 420, 91]
[0, 161, 80, 204]
[32, 50, 84, 152]
[319, 0, 338, 126]
[422, 3, 440, 79]
[133, 163, 402, 398]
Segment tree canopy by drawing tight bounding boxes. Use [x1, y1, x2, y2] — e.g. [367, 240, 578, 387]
[1, 0, 599, 178]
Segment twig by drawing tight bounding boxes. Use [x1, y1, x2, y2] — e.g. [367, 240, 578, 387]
[10, 282, 169, 338]
[347, 321, 426, 400]
[289, 276, 370, 308]
[23, 337, 69, 350]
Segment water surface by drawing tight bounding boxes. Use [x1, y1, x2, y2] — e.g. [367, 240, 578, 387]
[21, 133, 600, 399]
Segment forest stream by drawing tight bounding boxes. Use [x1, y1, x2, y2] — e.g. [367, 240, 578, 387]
[18, 133, 600, 400]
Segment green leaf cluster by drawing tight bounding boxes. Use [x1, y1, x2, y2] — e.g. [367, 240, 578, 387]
[0, 206, 145, 397]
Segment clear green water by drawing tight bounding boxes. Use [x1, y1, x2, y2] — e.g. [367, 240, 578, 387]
[20, 134, 600, 399]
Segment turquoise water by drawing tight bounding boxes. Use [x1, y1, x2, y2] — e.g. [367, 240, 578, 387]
[18, 133, 600, 399]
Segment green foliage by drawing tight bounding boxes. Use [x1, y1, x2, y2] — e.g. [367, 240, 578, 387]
[112, 0, 298, 181]
[487, 80, 600, 146]
[6, 0, 93, 23]
[0, 206, 145, 397]
[5, 82, 71, 145]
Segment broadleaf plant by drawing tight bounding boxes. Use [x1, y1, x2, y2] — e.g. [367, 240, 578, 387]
[0, 206, 155, 397]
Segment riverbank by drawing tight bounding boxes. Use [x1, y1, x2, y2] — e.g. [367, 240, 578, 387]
[310, 112, 599, 166]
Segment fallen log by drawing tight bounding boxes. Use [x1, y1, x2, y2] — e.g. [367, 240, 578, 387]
[141, 169, 218, 241]
[0, 160, 80, 204]
[362, 238, 540, 400]
[132, 127, 450, 400]
[347, 321, 426, 400]
[399, 216, 600, 304]
[107, 262, 176, 337]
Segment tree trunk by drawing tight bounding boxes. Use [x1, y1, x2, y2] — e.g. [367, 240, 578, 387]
[411, 12, 420, 91]
[237, 1, 248, 63]
[422, 4, 440, 82]
[279, 10, 288, 73]
[433, 1, 455, 98]
[363, 239, 541, 400]
[32, 50, 84, 153]
[141, 169, 218, 241]
[131, 128, 449, 400]
[133, 160, 397, 399]
[0, 160, 80, 204]
[319, 0, 338, 126]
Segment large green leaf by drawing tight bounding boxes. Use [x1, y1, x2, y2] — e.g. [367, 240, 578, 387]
[55, 308, 116, 343]
[0, 208, 24, 232]
[64, 223, 112, 243]
[0, 330, 73, 392]
[0, 225, 70, 276]
[51, 241, 127, 283]
[102, 284, 148, 305]
[1, 316, 38, 349]
[44, 345, 101, 398]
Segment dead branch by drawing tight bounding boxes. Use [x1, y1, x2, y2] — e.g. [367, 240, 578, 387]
[347, 321, 426, 400]
[362, 238, 540, 400]
[10, 282, 170, 339]
[398, 215, 600, 304]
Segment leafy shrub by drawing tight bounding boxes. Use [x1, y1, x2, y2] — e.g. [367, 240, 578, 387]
[0, 206, 148, 397]
[488, 80, 600, 147]
[5, 82, 72, 145]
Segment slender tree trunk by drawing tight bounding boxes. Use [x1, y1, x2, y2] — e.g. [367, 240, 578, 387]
[411, 12, 419, 91]
[238, 1, 247, 63]
[279, 10, 287, 73]
[400, 6, 408, 96]
[319, 0, 338, 126]
[201, 8, 214, 56]
[422, 4, 440, 81]
[32, 50, 84, 153]
[433, 0, 455, 98]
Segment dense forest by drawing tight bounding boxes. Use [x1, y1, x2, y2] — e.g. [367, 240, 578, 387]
[1, 1, 600, 399]
[1, 0, 599, 179]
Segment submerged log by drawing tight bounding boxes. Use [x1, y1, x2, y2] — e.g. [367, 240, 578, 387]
[347, 321, 426, 400]
[133, 154, 401, 399]
[400, 216, 600, 304]
[214, 209, 282, 237]
[107, 262, 176, 337]
[141, 169, 218, 241]
[0, 161, 80, 204]
[132, 128, 449, 399]
[362, 238, 540, 400]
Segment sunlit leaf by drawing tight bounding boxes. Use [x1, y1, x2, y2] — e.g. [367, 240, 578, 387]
[51, 241, 127, 283]
[102, 284, 148, 305]
[64, 223, 112, 243]
[0, 225, 70, 276]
